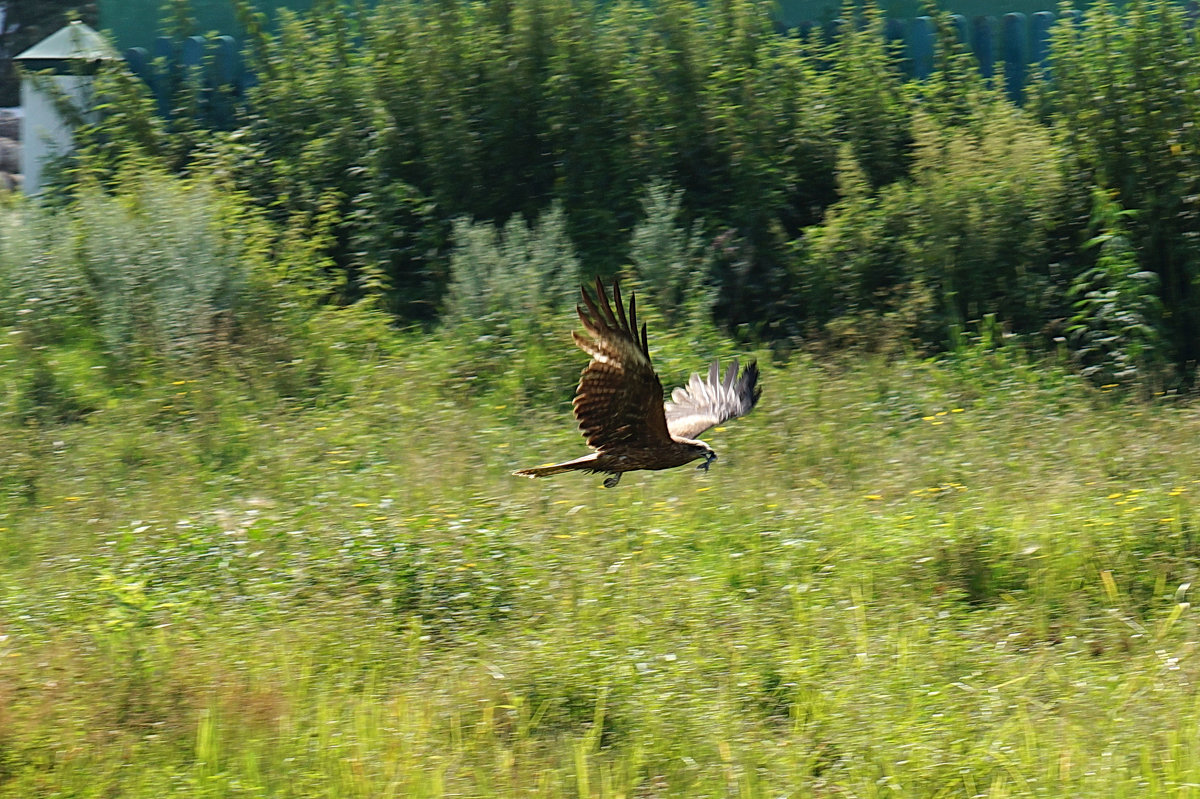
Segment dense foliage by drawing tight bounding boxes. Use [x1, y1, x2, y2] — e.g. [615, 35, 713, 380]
[18, 0, 1200, 388]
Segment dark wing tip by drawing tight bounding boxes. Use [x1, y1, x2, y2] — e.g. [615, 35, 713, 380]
[744, 359, 763, 406]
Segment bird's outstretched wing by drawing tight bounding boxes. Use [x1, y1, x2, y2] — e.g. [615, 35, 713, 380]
[572, 278, 673, 451]
[664, 358, 761, 440]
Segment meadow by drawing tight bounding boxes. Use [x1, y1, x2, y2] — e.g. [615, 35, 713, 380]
[3, 0, 1200, 793]
[3, 323, 1200, 797]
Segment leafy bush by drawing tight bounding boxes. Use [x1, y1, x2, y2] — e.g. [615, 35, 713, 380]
[39, 0, 1200, 385]
[1, 172, 248, 364]
[904, 105, 1066, 335]
[440, 205, 583, 406]
[1045, 0, 1200, 376]
[825, 5, 913, 190]
[443, 204, 580, 338]
[0, 171, 258, 426]
[72, 173, 246, 363]
[788, 146, 916, 342]
[628, 182, 714, 328]
[1067, 190, 1165, 390]
[793, 102, 1066, 350]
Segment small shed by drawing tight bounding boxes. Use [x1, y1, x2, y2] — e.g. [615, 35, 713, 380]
[15, 21, 118, 194]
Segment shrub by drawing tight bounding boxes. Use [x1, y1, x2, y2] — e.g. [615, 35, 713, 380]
[73, 172, 246, 364]
[789, 145, 916, 337]
[825, 4, 913, 190]
[628, 182, 715, 329]
[1067, 190, 1166, 390]
[1, 173, 247, 364]
[440, 205, 583, 406]
[792, 102, 1067, 350]
[1045, 0, 1200, 376]
[443, 204, 580, 338]
[905, 105, 1066, 335]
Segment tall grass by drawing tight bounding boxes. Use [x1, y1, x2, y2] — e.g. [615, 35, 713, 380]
[2, 325, 1200, 796]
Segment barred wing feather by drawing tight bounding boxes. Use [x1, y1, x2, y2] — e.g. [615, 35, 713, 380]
[664, 358, 761, 440]
[571, 278, 673, 451]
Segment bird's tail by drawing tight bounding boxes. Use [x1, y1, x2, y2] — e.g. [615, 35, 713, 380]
[513, 453, 599, 479]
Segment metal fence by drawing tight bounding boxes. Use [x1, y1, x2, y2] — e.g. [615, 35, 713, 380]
[120, 8, 1149, 117]
[125, 35, 245, 127]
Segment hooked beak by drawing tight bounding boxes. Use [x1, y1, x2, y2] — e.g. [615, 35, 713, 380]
[697, 451, 718, 472]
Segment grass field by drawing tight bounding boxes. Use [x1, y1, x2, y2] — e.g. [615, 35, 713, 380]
[3, 325, 1200, 798]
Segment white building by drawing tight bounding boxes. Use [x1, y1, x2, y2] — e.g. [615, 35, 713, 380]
[15, 21, 116, 194]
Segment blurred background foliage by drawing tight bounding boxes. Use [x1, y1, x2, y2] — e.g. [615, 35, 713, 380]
[4, 0, 1200, 407]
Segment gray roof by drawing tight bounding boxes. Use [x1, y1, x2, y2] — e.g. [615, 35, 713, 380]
[15, 22, 118, 63]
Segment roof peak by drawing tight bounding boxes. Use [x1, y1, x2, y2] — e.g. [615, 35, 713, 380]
[15, 21, 118, 63]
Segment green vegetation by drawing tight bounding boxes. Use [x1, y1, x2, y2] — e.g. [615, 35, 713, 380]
[4, 0, 1200, 794]
[5, 288, 1200, 796]
[3, 161, 1200, 797]
[52, 0, 1200, 385]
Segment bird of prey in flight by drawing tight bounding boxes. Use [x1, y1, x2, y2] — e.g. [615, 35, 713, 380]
[514, 277, 762, 487]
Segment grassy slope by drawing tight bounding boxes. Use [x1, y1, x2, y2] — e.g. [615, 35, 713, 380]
[2, 334, 1200, 798]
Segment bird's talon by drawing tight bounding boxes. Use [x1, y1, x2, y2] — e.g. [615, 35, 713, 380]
[603, 474, 621, 488]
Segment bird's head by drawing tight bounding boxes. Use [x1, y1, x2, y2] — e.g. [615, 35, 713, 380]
[694, 443, 717, 473]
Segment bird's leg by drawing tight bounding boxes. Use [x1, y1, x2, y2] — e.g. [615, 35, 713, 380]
[697, 451, 718, 472]
[603, 473, 622, 488]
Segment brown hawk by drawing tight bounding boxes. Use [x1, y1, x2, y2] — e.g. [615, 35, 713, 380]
[514, 277, 762, 487]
